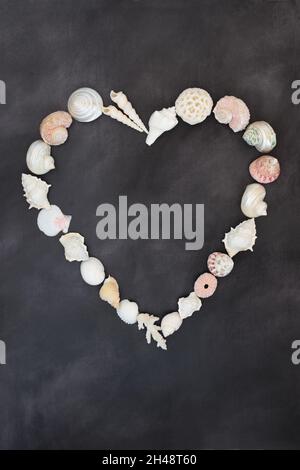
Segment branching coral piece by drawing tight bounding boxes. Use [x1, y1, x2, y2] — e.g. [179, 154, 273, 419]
[137, 314, 167, 351]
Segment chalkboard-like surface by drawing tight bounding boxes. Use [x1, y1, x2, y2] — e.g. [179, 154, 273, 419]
[0, 0, 299, 450]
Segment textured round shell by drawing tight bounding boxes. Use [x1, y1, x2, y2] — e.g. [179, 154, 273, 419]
[213, 96, 250, 132]
[67, 87, 103, 122]
[194, 272, 218, 298]
[175, 88, 213, 125]
[80, 257, 105, 286]
[40, 111, 72, 146]
[249, 156, 280, 184]
[207, 252, 234, 277]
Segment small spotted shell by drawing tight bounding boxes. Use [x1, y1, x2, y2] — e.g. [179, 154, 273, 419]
[213, 96, 250, 132]
[175, 88, 213, 125]
[207, 252, 234, 277]
[243, 121, 276, 152]
[40, 111, 72, 146]
[194, 272, 218, 298]
[249, 156, 280, 184]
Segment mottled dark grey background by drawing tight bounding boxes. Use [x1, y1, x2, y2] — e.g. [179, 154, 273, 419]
[0, 0, 300, 450]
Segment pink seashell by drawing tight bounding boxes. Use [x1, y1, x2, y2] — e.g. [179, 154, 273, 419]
[40, 111, 72, 146]
[207, 252, 234, 277]
[194, 272, 218, 299]
[213, 96, 250, 132]
[249, 155, 280, 184]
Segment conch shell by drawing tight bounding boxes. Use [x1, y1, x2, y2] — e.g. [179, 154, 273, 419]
[102, 105, 143, 132]
[110, 90, 148, 133]
[59, 232, 89, 262]
[37, 204, 71, 236]
[175, 88, 213, 125]
[213, 96, 250, 132]
[26, 140, 55, 175]
[21, 173, 51, 210]
[249, 155, 280, 184]
[161, 312, 182, 338]
[40, 111, 72, 146]
[243, 121, 276, 152]
[178, 292, 202, 320]
[99, 276, 120, 308]
[67, 87, 103, 122]
[223, 218, 257, 257]
[146, 106, 178, 146]
[241, 183, 267, 218]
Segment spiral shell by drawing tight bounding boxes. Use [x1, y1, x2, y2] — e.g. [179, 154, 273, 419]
[161, 312, 182, 337]
[99, 276, 120, 308]
[110, 90, 148, 133]
[102, 105, 143, 132]
[146, 106, 178, 145]
[213, 96, 250, 132]
[207, 252, 234, 277]
[26, 140, 55, 175]
[175, 88, 213, 125]
[59, 232, 89, 262]
[21, 173, 51, 210]
[243, 121, 276, 152]
[194, 272, 218, 298]
[40, 111, 72, 146]
[241, 183, 267, 218]
[223, 218, 257, 258]
[67, 87, 103, 122]
[249, 156, 280, 184]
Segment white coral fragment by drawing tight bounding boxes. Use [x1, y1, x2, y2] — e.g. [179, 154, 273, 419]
[137, 314, 167, 350]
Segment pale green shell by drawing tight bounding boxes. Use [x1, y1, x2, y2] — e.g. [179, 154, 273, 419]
[243, 121, 276, 152]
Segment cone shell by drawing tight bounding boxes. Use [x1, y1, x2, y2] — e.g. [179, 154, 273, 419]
[26, 140, 55, 175]
[161, 312, 182, 337]
[249, 156, 280, 184]
[67, 87, 103, 122]
[213, 96, 250, 132]
[223, 218, 257, 258]
[194, 272, 218, 298]
[175, 88, 213, 125]
[40, 111, 72, 146]
[241, 183, 267, 218]
[207, 252, 234, 277]
[243, 121, 276, 152]
[99, 276, 120, 308]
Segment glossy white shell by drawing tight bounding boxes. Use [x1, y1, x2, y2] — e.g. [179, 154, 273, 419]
[117, 299, 139, 325]
[37, 205, 71, 237]
[161, 312, 182, 337]
[21, 173, 51, 210]
[243, 121, 276, 152]
[59, 232, 89, 262]
[175, 88, 213, 125]
[80, 257, 105, 286]
[26, 140, 55, 175]
[223, 218, 257, 258]
[178, 292, 202, 320]
[146, 106, 178, 145]
[67, 87, 103, 122]
[241, 183, 267, 218]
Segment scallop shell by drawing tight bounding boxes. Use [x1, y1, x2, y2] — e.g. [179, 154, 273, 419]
[40, 111, 72, 146]
[207, 252, 234, 277]
[194, 272, 218, 298]
[99, 276, 120, 308]
[67, 87, 103, 122]
[213, 96, 250, 132]
[178, 292, 202, 320]
[161, 312, 182, 338]
[116, 299, 139, 325]
[26, 140, 55, 175]
[223, 218, 257, 258]
[146, 106, 178, 145]
[59, 232, 89, 262]
[37, 205, 71, 236]
[243, 121, 276, 152]
[175, 88, 213, 125]
[21, 173, 51, 210]
[102, 105, 143, 132]
[249, 156, 280, 184]
[110, 90, 148, 133]
[80, 257, 105, 286]
[241, 183, 267, 218]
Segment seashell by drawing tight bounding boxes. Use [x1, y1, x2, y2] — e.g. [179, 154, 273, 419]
[178, 292, 202, 320]
[146, 106, 178, 146]
[37, 205, 71, 236]
[102, 105, 143, 132]
[40, 111, 72, 146]
[67, 87, 103, 122]
[137, 313, 167, 350]
[207, 252, 234, 277]
[59, 232, 89, 262]
[99, 276, 120, 308]
[110, 90, 148, 133]
[243, 121, 276, 152]
[175, 88, 213, 125]
[241, 183, 267, 218]
[194, 272, 218, 298]
[116, 299, 139, 325]
[26, 140, 55, 175]
[80, 257, 105, 286]
[223, 218, 257, 258]
[21, 173, 51, 210]
[249, 155, 280, 184]
[213, 96, 250, 132]
[161, 312, 182, 338]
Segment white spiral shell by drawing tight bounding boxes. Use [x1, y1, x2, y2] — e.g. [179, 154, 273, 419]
[26, 140, 55, 175]
[223, 219, 257, 258]
[21, 173, 51, 210]
[146, 106, 178, 145]
[241, 183, 267, 218]
[67, 87, 103, 122]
